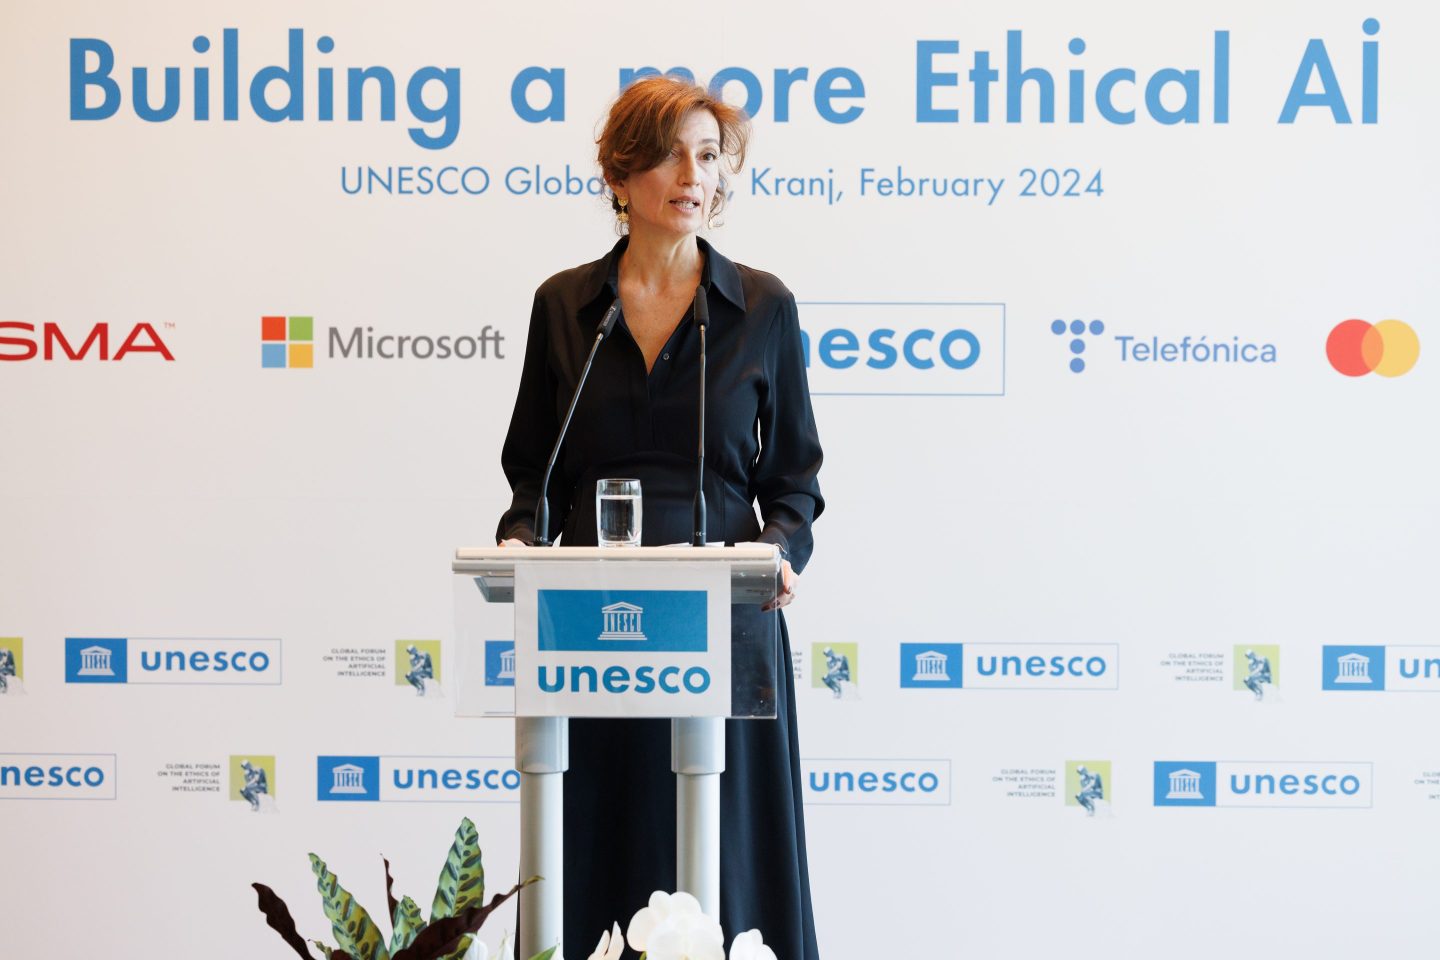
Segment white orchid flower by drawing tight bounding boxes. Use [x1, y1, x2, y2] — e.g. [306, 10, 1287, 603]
[628, 891, 723, 960]
[586, 922, 625, 960]
[461, 935, 490, 960]
[627, 890, 691, 951]
[728, 930, 777, 960]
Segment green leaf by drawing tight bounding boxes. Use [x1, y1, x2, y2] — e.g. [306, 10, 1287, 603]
[429, 818, 485, 922]
[389, 896, 426, 954]
[310, 853, 391, 960]
[311, 942, 335, 959]
[526, 948, 559, 960]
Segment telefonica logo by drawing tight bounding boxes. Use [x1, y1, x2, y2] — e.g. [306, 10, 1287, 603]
[0, 754, 117, 800]
[802, 758, 951, 806]
[64, 637, 282, 685]
[316, 756, 520, 803]
[900, 642, 1119, 690]
[1153, 761, 1371, 808]
[1326, 319, 1419, 377]
[260, 315, 505, 367]
[0, 322, 174, 362]
[1055, 321, 1277, 373]
[797, 302, 1004, 397]
[1322, 645, 1440, 692]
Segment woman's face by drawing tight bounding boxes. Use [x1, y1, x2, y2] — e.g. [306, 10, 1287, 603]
[615, 108, 722, 241]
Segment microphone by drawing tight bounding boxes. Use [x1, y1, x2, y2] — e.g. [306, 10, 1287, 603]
[691, 284, 708, 547]
[533, 298, 622, 547]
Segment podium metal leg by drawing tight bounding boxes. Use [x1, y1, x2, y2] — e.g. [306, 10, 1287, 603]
[672, 717, 725, 918]
[517, 716, 568, 960]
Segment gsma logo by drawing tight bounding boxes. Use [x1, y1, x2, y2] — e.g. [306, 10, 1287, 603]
[0, 322, 174, 361]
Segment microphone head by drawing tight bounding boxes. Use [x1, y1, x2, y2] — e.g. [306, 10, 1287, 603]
[596, 298, 622, 339]
[693, 284, 709, 328]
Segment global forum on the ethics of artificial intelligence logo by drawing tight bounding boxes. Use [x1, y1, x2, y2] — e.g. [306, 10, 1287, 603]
[395, 640, 443, 698]
[261, 315, 313, 368]
[1326, 319, 1419, 377]
[230, 755, 276, 812]
[0, 638, 23, 695]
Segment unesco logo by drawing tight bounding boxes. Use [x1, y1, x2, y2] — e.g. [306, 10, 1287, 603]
[797, 302, 1005, 397]
[802, 758, 951, 806]
[317, 756, 520, 802]
[1322, 644, 1440, 692]
[64, 637, 281, 685]
[899, 643, 1118, 690]
[1326, 319, 1419, 377]
[535, 590, 710, 695]
[485, 641, 516, 687]
[1153, 761, 1371, 808]
[0, 753, 118, 800]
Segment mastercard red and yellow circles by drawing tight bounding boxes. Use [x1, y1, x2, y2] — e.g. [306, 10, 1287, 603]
[1326, 319, 1420, 377]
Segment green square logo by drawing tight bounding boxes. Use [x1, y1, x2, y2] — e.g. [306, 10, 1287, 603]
[1065, 760, 1111, 808]
[397, 640, 442, 690]
[0, 637, 21, 685]
[288, 316, 314, 342]
[812, 642, 857, 694]
[231, 755, 276, 805]
[1234, 644, 1280, 693]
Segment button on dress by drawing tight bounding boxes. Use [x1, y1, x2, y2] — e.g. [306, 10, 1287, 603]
[497, 236, 824, 960]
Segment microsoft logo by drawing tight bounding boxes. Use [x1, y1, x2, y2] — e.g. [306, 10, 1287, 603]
[261, 316, 313, 368]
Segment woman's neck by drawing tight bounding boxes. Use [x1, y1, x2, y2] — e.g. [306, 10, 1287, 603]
[620, 229, 703, 293]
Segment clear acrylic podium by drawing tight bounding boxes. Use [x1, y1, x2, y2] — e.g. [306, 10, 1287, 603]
[452, 545, 781, 959]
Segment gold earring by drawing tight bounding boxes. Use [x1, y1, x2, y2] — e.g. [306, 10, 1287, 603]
[616, 196, 629, 225]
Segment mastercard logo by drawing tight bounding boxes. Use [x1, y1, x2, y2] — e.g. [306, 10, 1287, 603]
[1326, 319, 1420, 377]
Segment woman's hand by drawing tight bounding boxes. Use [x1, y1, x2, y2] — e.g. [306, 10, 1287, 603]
[762, 560, 797, 612]
[497, 538, 526, 547]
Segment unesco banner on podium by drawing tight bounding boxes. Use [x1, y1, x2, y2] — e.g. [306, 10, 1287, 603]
[513, 562, 732, 717]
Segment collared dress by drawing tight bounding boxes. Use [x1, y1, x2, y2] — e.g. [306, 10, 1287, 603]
[497, 236, 824, 960]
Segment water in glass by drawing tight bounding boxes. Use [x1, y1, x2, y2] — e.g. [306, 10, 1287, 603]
[596, 479, 642, 548]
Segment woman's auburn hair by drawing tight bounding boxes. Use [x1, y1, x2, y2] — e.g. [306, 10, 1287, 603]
[597, 75, 750, 222]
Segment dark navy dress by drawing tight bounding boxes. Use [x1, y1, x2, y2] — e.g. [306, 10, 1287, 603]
[497, 237, 824, 960]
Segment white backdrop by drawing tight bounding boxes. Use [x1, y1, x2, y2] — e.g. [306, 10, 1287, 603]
[3, 1, 1437, 957]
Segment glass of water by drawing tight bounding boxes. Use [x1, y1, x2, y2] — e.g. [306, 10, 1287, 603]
[596, 478, 642, 548]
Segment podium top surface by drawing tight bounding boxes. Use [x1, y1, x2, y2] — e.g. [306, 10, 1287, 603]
[453, 544, 781, 604]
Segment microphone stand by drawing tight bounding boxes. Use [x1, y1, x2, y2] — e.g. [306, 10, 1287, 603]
[691, 284, 708, 547]
[533, 298, 621, 547]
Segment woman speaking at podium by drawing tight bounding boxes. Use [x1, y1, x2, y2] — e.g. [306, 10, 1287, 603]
[496, 75, 824, 959]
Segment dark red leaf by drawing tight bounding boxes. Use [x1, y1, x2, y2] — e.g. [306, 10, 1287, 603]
[391, 878, 537, 960]
[252, 882, 318, 959]
[383, 855, 400, 925]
